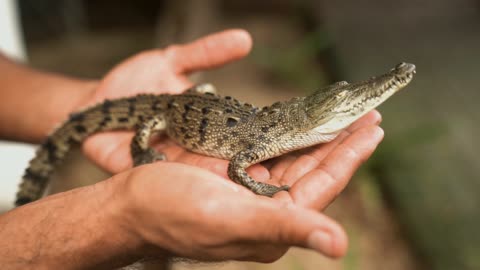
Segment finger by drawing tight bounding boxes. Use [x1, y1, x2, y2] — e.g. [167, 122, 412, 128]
[242, 200, 348, 258]
[296, 110, 381, 162]
[268, 155, 297, 181]
[291, 125, 384, 210]
[277, 110, 381, 186]
[83, 132, 134, 173]
[347, 110, 382, 132]
[165, 29, 252, 74]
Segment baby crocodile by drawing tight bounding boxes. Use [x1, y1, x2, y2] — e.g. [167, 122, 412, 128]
[15, 62, 416, 206]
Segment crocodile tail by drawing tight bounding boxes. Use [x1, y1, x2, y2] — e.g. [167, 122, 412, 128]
[14, 94, 163, 207]
[15, 137, 67, 206]
[15, 121, 84, 206]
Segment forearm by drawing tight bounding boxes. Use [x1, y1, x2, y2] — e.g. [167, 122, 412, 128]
[0, 174, 145, 270]
[0, 54, 98, 143]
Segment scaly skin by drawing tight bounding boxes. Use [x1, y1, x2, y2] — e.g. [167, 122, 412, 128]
[15, 63, 416, 206]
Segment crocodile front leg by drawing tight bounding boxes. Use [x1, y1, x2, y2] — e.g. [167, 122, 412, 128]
[228, 149, 290, 197]
[131, 116, 167, 166]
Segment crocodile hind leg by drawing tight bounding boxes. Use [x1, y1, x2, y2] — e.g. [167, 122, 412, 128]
[228, 149, 290, 197]
[131, 116, 167, 166]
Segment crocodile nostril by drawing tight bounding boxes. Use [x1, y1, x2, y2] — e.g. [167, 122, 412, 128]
[394, 63, 416, 74]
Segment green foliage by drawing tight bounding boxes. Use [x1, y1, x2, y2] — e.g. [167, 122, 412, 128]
[367, 120, 480, 270]
[252, 29, 332, 91]
[368, 121, 447, 172]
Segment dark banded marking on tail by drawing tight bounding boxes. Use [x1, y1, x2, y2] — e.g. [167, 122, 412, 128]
[15, 94, 167, 207]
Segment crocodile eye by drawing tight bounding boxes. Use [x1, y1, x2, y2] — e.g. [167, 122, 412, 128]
[226, 117, 238, 127]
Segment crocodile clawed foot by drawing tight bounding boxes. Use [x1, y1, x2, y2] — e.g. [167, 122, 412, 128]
[254, 183, 290, 197]
[133, 149, 166, 167]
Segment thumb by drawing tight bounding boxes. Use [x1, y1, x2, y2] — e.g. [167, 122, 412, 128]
[245, 200, 348, 258]
[165, 29, 252, 74]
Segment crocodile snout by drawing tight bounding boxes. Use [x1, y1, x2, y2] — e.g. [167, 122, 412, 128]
[394, 62, 416, 74]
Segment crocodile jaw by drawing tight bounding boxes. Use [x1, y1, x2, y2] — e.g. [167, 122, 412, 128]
[314, 62, 416, 134]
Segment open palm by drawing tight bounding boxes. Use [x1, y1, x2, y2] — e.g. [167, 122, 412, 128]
[79, 29, 384, 212]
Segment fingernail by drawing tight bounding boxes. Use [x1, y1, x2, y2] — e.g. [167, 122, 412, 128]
[373, 110, 383, 125]
[373, 126, 385, 141]
[307, 231, 333, 255]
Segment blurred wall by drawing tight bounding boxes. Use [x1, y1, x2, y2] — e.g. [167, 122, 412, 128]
[319, 0, 480, 269]
[0, 0, 33, 211]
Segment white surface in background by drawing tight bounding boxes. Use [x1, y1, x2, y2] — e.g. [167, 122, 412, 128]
[0, 0, 34, 210]
[0, 142, 34, 208]
[0, 0, 26, 61]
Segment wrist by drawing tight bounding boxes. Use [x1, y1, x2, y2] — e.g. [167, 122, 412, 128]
[115, 168, 171, 258]
[41, 77, 98, 140]
[84, 172, 151, 267]
[0, 55, 100, 142]
[0, 173, 147, 269]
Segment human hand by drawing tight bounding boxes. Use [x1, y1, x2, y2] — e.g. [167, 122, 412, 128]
[115, 162, 348, 262]
[80, 29, 252, 173]
[111, 113, 383, 262]
[77, 29, 382, 256]
[140, 111, 383, 213]
[79, 28, 383, 213]
[74, 27, 384, 263]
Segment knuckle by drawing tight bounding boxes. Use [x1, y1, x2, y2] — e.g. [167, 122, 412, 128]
[338, 143, 364, 163]
[164, 45, 180, 60]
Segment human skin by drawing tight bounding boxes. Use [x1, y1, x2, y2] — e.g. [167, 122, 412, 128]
[0, 29, 384, 269]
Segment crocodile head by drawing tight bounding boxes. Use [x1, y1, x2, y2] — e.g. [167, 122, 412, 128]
[307, 62, 416, 134]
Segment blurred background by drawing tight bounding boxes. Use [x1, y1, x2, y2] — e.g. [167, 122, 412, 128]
[0, 0, 479, 269]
